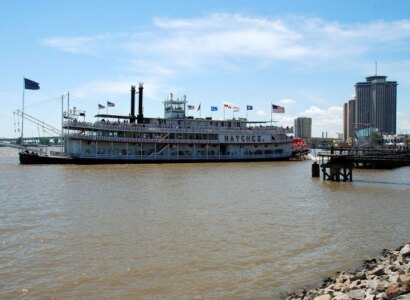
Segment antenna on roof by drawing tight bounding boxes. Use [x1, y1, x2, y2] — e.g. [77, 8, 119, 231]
[375, 61, 378, 76]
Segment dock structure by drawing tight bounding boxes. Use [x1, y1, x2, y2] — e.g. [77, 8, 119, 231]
[315, 147, 410, 182]
[327, 148, 410, 169]
[318, 154, 353, 182]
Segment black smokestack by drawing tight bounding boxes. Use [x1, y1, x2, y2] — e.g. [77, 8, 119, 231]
[137, 83, 144, 124]
[130, 85, 136, 124]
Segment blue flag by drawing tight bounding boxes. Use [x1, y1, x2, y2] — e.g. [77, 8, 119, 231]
[24, 78, 40, 90]
[247, 105, 253, 110]
[211, 106, 218, 111]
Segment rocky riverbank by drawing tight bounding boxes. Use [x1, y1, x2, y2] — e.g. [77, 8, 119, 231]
[285, 243, 410, 300]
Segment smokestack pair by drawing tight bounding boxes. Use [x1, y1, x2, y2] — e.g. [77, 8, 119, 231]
[130, 83, 143, 124]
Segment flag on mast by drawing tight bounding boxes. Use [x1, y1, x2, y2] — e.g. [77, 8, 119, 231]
[272, 104, 285, 113]
[246, 105, 253, 110]
[24, 78, 40, 90]
[98, 104, 105, 109]
[107, 101, 115, 107]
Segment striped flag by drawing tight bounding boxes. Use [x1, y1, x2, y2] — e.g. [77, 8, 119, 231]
[233, 106, 240, 112]
[272, 104, 285, 113]
[224, 103, 232, 109]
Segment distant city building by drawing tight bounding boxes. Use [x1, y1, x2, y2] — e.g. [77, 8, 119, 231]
[343, 74, 397, 142]
[343, 103, 348, 141]
[294, 117, 312, 139]
[343, 98, 356, 142]
[355, 75, 397, 134]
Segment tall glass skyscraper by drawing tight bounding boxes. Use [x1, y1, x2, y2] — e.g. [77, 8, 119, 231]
[355, 75, 397, 134]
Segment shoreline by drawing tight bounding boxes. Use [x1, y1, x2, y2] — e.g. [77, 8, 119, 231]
[285, 243, 410, 300]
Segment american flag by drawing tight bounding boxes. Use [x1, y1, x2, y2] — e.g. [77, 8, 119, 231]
[272, 104, 285, 113]
[224, 103, 232, 109]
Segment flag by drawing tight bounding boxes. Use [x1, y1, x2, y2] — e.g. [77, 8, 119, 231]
[233, 106, 240, 112]
[211, 106, 218, 111]
[197, 103, 201, 111]
[224, 103, 232, 109]
[187, 105, 195, 110]
[107, 101, 115, 107]
[247, 105, 253, 110]
[98, 104, 105, 109]
[24, 78, 40, 90]
[272, 104, 285, 113]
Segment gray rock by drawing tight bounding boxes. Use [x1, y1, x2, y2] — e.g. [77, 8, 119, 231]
[352, 272, 367, 281]
[332, 294, 350, 300]
[400, 244, 410, 257]
[346, 289, 366, 300]
[371, 267, 386, 276]
[313, 295, 331, 300]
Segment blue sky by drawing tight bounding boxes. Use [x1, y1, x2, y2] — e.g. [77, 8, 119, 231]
[1, 0, 410, 138]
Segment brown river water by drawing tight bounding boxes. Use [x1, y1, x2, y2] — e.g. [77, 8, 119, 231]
[0, 147, 409, 299]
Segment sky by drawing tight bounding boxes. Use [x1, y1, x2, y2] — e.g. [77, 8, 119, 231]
[1, 0, 410, 138]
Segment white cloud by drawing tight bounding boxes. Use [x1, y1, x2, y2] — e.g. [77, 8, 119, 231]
[256, 110, 267, 116]
[71, 78, 163, 103]
[42, 14, 410, 72]
[302, 105, 343, 136]
[42, 34, 115, 54]
[280, 98, 296, 105]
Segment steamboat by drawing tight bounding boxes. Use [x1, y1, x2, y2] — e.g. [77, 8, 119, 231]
[19, 84, 294, 164]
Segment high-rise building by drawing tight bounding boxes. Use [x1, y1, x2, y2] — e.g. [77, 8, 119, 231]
[343, 74, 397, 141]
[294, 117, 312, 138]
[343, 103, 348, 141]
[343, 98, 356, 142]
[355, 75, 397, 134]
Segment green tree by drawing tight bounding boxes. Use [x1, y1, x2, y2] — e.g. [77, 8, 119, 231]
[39, 137, 50, 145]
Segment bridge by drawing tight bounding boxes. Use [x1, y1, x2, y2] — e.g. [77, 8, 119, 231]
[0, 137, 62, 148]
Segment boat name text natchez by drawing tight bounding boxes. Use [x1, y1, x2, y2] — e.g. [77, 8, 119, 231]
[19, 83, 297, 164]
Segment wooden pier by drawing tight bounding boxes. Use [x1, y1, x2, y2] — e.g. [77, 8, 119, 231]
[318, 154, 353, 182]
[315, 147, 410, 182]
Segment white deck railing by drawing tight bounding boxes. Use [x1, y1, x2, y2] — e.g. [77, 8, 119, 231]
[64, 121, 292, 135]
[66, 134, 291, 145]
